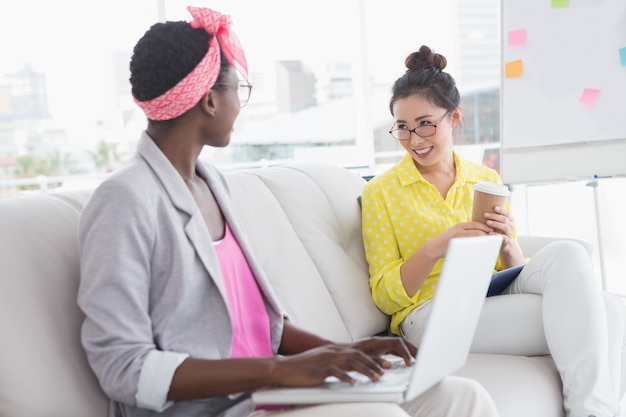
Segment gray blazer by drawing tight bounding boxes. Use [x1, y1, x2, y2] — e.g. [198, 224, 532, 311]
[78, 132, 285, 417]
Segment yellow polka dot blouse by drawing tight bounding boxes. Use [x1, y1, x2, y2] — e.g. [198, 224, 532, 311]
[361, 152, 511, 336]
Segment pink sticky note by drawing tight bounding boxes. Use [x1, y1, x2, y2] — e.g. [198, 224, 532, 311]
[508, 29, 527, 47]
[579, 88, 601, 105]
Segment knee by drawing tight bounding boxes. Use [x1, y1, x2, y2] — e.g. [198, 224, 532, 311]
[533, 240, 594, 282]
[437, 376, 497, 407]
[402, 376, 499, 417]
[542, 240, 591, 263]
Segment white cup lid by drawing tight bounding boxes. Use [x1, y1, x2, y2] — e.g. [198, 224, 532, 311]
[474, 181, 510, 196]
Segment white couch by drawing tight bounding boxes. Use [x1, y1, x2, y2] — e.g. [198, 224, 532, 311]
[0, 163, 623, 417]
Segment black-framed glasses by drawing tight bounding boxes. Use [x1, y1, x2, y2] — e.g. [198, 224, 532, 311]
[388, 111, 450, 141]
[214, 80, 253, 108]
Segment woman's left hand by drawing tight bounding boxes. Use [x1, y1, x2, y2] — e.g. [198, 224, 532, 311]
[346, 337, 417, 368]
[483, 206, 525, 264]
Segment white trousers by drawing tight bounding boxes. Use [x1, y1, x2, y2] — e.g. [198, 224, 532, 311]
[248, 376, 500, 417]
[403, 240, 625, 417]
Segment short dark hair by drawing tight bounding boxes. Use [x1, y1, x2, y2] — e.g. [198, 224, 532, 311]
[389, 45, 460, 115]
[130, 20, 231, 102]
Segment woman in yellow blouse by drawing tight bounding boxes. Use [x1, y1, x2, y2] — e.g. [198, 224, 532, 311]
[361, 45, 625, 417]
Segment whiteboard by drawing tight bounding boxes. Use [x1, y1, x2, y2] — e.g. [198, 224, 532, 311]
[500, 0, 626, 184]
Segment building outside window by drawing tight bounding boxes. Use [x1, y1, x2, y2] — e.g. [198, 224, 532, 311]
[0, 0, 502, 188]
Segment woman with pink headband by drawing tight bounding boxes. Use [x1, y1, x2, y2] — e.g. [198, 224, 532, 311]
[77, 6, 501, 417]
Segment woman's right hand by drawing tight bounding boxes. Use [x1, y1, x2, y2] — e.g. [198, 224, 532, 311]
[401, 221, 494, 296]
[427, 222, 494, 259]
[269, 343, 393, 387]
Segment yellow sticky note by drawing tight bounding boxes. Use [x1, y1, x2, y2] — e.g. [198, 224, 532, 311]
[552, 0, 569, 8]
[505, 60, 524, 78]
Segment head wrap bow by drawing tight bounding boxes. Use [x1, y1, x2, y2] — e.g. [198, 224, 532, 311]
[134, 6, 248, 121]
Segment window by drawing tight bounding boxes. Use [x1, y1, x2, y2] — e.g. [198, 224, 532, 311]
[0, 0, 501, 193]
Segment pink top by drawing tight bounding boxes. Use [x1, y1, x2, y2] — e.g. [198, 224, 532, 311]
[215, 223, 273, 359]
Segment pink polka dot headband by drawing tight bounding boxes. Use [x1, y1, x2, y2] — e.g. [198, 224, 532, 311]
[134, 6, 249, 121]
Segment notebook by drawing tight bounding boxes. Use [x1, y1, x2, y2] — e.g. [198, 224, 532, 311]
[252, 234, 503, 405]
[487, 264, 525, 297]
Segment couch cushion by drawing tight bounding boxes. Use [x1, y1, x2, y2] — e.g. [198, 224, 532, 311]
[48, 189, 93, 212]
[0, 195, 108, 417]
[225, 164, 389, 342]
[456, 353, 564, 417]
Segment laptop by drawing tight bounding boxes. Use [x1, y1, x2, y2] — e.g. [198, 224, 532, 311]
[252, 234, 503, 405]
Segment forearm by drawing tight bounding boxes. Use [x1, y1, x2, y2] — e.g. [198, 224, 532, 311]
[168, 357, 278, 401]
[400, 242, 439, 297]
[278, 321, 331, 355]
[168, 321, 347, 401]
[499, 238, 526, 268]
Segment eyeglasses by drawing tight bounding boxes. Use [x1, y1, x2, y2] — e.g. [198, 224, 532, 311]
[214, 80, 253, 108]
[388, 111, 450, 141]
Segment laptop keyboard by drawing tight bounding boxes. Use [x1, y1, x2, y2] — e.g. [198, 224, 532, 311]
[324, 361, 413, 390]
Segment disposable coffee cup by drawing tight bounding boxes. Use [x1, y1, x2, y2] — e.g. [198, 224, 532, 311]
[471, 182, 510, 224]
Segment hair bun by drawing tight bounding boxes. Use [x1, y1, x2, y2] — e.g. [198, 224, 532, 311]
[405, 45, 447, 72]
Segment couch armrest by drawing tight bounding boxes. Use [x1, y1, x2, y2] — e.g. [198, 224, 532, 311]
[517, 235, 593, 258]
